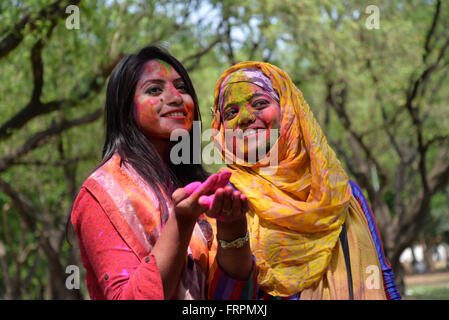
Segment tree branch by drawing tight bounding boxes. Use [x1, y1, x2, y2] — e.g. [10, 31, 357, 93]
[326, 80, 388, 187]
[182, 36, 222, 72]
[401, 4, 449, 196]
[0, 54, 122, 141]
[0, 176, 80, 299]
[0, 107, 104, 173]
[428, 145, 449, 194]
[366, 59, 406, 161]
[0, 0, 81, 60]
[424, 135, 449, 150]
[11, 154, 95, 168]
[423, 0, 441, 64]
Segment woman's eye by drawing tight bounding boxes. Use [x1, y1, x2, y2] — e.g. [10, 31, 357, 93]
[145, 86, 162, 95]
[253, 100, 269, 108]
[175, 83, 187, 93]
[224, 107, 238, 119]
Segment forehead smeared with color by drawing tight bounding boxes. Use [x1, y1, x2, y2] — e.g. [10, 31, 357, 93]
[218, 68, 279, 110]
[155, 58, 173, 73]
[141, 59, 175, 76]
[222, 82, 256, 107]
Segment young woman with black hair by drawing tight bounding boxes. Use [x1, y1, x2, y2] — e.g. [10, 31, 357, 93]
[70, 45, 255, 300]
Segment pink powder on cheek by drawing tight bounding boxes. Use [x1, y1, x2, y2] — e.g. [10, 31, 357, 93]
[260, 108, 275, 123]
[134, 96, 159, 126]
[259, 106, 280, 129]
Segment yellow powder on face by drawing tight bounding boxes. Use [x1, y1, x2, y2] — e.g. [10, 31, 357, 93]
[224, 82, 254, 106]
[223, 82, 256, 129]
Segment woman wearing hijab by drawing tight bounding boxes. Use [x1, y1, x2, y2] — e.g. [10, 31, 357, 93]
[209, 61, 401, 300]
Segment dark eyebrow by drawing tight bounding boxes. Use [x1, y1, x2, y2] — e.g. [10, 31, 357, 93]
[172, 77, 184, 83]
[252, 93, 269, 99]
[140, 79, 164, 90]
[223, 92, 269, 109]
[140, 77, 185, 90]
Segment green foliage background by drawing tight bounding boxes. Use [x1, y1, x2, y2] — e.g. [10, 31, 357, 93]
[0, 0, 448, 299]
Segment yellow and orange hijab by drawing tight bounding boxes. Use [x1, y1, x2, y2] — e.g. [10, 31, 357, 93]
[211, 62, 386, 299]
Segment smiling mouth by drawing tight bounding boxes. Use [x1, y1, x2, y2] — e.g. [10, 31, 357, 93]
[162, 110, 187, 118]
[238, 128, 266, 138]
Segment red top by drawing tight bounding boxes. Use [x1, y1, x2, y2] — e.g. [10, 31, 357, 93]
[72, 187, 165, 299]
[71, 187, 257, 300]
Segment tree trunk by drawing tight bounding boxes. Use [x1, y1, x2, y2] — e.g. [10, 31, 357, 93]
[394, 263, 406, 297]
[410, 246, 418, 265]
[423, 240, 436, 272]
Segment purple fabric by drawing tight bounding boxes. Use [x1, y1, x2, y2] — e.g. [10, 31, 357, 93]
[218, 68, 280, 118]
[349, 180, 401, 300]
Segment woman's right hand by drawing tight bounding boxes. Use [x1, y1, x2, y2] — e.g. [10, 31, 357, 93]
[171, 171, 252, 282]
[171, 174, 220, 223]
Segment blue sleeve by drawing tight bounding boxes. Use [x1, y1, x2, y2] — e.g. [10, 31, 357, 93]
[349, 180, 401, 300]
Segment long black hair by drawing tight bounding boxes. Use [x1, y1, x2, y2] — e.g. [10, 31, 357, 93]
[101, 44, 209, 218]
[67, 45, 209, 244]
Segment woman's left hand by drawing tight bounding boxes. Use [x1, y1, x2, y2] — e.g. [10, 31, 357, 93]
[183, 172, 252, 281]
[199, 187, 250, 223]
[180, 170, 250, 223]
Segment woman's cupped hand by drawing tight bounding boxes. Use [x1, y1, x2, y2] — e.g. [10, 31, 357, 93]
[171, 171, 249, 224]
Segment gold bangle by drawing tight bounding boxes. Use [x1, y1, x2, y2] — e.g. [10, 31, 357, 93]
[217, 231, 250, 249]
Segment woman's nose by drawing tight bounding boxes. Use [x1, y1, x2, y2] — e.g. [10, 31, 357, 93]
[238, 105, 256, 125]
[166, 85, 183, 106]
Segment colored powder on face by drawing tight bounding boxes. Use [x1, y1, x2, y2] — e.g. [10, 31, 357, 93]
[223, 83, 254, 109]
[219, 68, 280, 112]
[224, 82, 276, 130]
[223, 83, 255, 129]
[155, 59, 174, 77]
[260, 107, 280, 130]
[133, 59, 197, 139]
[183, 100, 195, 124]
[151, 59, 194, 120]
[135, 96, 158, 123]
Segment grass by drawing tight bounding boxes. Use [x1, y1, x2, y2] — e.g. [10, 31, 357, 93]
[405, 283, 449, 300]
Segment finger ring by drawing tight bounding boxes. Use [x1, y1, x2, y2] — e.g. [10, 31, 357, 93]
[222, 208, 232, 214]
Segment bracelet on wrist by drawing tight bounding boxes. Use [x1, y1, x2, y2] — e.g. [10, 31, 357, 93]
[217, 231, 250, 249]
